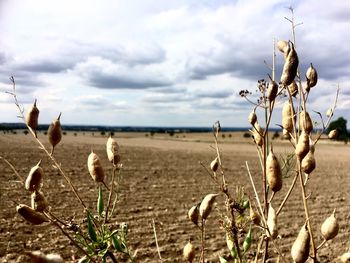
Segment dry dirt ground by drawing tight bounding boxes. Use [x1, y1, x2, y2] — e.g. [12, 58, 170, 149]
[0, 132, 349, 262]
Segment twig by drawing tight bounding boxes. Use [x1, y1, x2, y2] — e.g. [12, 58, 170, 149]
[105, 165, 117, 223]
[152, 219, 163, 262]
[0, 156, 25, 184]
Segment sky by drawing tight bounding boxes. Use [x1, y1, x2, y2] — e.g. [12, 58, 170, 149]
[0, 0, 349, 127]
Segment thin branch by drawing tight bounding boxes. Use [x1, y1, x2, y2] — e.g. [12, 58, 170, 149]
[0, 156, 25, 184]
[152, 219, 163, 262]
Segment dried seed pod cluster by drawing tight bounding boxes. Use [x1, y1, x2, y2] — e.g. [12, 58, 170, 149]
[282, 101, 294, 139]
[31, 191, 48, 212]
[301, 140, 316, 174]
[253, 122, 263, 147]
[267, 77, 278, 102]
[291, 224, 310, 263]
[48, 113, 62, 154]
[277, 39, 290, 55]
[248, 108, 257, 126]
[106, 136, 121, 165]
[266, 145, 283, 192]
[25, 160, 44, 192]
[16, 204, 48, 225]
[300, 111, 313, 134]
[188, 204, 199, 226]
[26, 99, 39, 137]
[328, 129, 338, 140]
[281, 41, 299, 86]
[305, 63, 318, 91]
[295, 131, 310, 161]
[183, 241, 195, 263]
[288, 80, 298, 97]
[267, 204, 278, 239]
[199, 193, 218, 220]
[88, 150, 105, 183]
[321, 210, 339, 241]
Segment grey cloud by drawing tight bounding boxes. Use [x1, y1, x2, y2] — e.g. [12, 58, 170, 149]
[0, 69, 45, 89]
[15, 59, 75, 73]
[195, 89, 233, 99]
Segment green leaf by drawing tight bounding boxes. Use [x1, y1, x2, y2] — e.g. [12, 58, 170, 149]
[87, 212, 97, 242]
[242, 199, 250, 209]
[111, 234, 123, 252]
[219, 256, 229, 263]
[243, 227, 252, 253]
[97, 185, 104, 217]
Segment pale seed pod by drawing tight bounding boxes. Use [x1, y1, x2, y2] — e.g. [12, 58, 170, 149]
[277, 40, 290, 56]
[31, 191, 48, 212]
[26, 251, 64, 263]
[295, 131, 310, 161]
[267, 204, 278, 239]
[25, 160, 44, 192]
[340, 252, 350, 262]
[249, 204, 261, 225]
[266, 145, 283, 192]
[300, 111, 313, 134]
[326, 108, 333, 118]
[88, 150, 105, 183]
[288, 80, 298, 97]
[183, 241, 195, 263]
[253, 122, 263, 147]
[321, 210, 339, 241]
[199, 193, 218, 220]
[267, 77, 278, 102]
[280, 41, 299, 86]
[282, 101, 294, 133]
[301, 141, 316, 174]
[16, 204, 49, 225]
[210, 157, 219, 172]
[248, 108, 257, 126]
[106, 136, 120, 165]
[188, 204, 199, 226]
[48, 113, 62, 154]
[306, 63, 318, 89]
[328, 129, 338, 140]
[26, 99, 39, 137]
[291, 224, 310, 263]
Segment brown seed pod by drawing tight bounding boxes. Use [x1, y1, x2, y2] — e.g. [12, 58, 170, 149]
[31, 191, 48, 212]
[16, 204, 49, 225]
[267, 77, 278, 102]
[288, 80, 298, 97]
[326, 108, 333, 118]
[188, 204, 199, 226]
[183, 241, 195, 263]
[26, 251, 64, 263]
[328, 129, 338, 140]
[301, 141, 316, 174]
[340, 252, 350, 262]
[25, 160, 44, 192]
[291, 224, 310, 263]
[295, 131, 310, 161]
[306, 63, 318, 89]
[253, 122, 263, 147]
[300, 111, 313, 134]
[210, 157, 219, 172]
[249, 204, 261, 226]
[321, 210, 339, 241]
[267, 204, 278, 239]
[266, 145, 283, 192]
[26, 99, 39, 137]
[88, 150, 105, 183]
[280, 41, 299, 86]
[48, 113, 62, 154]
[248, 108, 257, 126]
[277, 40, 290, 57]
[282, 101, 294, 133]
[106, 136, 121, 165]
[199, 193, 218, 220]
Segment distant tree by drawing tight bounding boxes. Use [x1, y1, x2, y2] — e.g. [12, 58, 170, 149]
[63, 131, 67, 136]
[168, 130, 175, 136]
[23, 130, 29, 135]
[243, 132, 251, 138]
[326, 117, 349, 141]
[100, 131, 106, 136]
[272, 131, 280, 140]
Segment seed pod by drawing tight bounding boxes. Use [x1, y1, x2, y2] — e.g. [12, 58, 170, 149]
[210, 157, 219, 172]
[26, 99, 39, 137]
[288, 80, 298, 97]
[328, 129, 338, 140]
[250, 204, 261, 225]
[282, 129, 291, 139]
[266, 145, 283, 192]
[295, 131, 310, 161]
[183, 241, 195, 263]
[188, 204, 199, 226]
[26, 251, 64, 263]
[248, 108, 257, 126]
[31, 191, 48, 212]
[106, 136, 120, 165]
[253, 122, 263, 147]
[280, 41, 299, 86]
[291, 224, 310, 263]
[199, 193, 218, 220]
[267, 77, 278, 102]
[282, 101, 294, 133]
[16, 204, 49, 225]
[321, 210, 339, 240]
[87, 150, 105, 183]
[300, 111, 313, 134]
[277, 40, 290, 55]
[25, 160, 44, 192]
[48, 113, 62, 154]
[226, 233, 237, 258]
[306, 63, 318, 89]
[326, 108, 333, 118]
[301, 141, 316, 174]
[267, 204, 278, 239]
[243, 228, 252, 252]
[340, 252, 350, 262]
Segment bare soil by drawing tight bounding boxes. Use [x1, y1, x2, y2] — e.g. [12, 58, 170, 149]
[0, 132, 349, 262]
